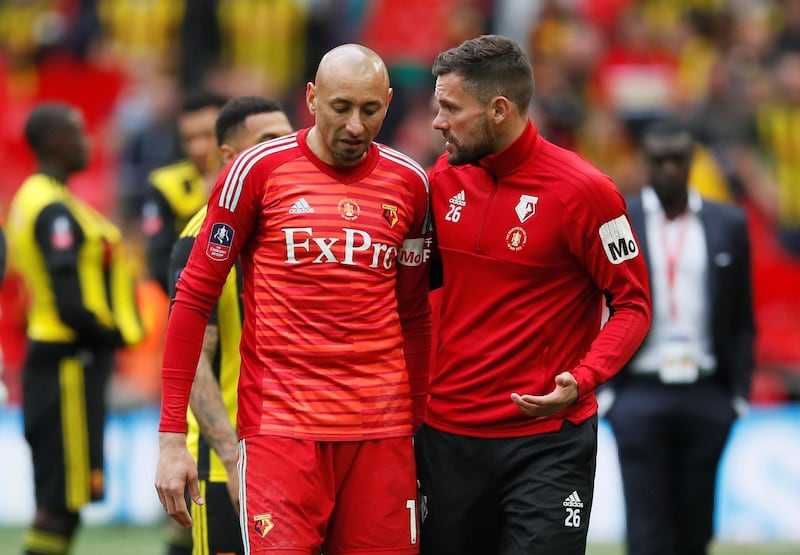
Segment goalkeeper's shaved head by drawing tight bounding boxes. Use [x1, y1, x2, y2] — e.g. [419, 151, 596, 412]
[305, 43, 394, 167]
[315, 44, 390, 90]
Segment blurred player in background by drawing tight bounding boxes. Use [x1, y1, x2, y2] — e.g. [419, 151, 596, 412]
[142, 90, 228, 293]
[7, 102, 144, 555]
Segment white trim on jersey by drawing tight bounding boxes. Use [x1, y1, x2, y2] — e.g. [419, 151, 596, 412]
[238, 439, 249, 554]
[219, 134, 298, 212]
[376, 144, 430, 192]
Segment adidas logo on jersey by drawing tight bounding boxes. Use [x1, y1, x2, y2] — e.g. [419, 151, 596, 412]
[289, 198, 315, 214]
[562, 491, 584, 508]
[449, 190, 466, 207]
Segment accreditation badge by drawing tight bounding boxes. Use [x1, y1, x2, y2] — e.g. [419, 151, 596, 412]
[658, 333, 699, 384]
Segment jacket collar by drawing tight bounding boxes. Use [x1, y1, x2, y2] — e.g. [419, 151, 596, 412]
[477, 120, 541, 178]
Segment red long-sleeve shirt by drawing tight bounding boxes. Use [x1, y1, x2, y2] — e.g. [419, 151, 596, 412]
[159, 130, 431, 441]
[427, 121, 651, 437]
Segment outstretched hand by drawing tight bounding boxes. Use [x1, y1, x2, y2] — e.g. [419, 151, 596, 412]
[511, 372, 579, 417]
[154, 432, 204, 528]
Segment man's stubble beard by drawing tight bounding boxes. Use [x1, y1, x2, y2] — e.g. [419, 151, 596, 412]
[447, 117, 494, 166]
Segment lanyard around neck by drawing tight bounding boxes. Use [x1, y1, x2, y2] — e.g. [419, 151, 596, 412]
[660, 213, 689, 321]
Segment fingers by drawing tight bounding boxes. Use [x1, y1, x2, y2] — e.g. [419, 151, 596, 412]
[154, 448, 201, 528]
[511, 392, 545, 407]
[511, 372, 580, 417]
[154, 480, 192, 527]
[165, 491, 193, 528]
[555, 371, 578, 388]
[510, 392, 546, 416]
[511, 391, 566, 417]
[187, 474, 205, 508]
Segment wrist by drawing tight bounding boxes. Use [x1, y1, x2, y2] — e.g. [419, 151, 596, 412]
[158, 431, 187, 449]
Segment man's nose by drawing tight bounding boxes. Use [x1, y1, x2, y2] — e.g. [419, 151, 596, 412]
[346, 111, 365, 134]
[432, 112, 447, 131]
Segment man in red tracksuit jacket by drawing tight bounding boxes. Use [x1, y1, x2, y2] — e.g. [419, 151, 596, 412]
[418, 35, 652, 555]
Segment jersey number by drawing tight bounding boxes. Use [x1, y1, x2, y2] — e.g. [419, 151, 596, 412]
[565, 508, 581, 528]
[406, 499, 418, 544]
[445, 205, 461, 222]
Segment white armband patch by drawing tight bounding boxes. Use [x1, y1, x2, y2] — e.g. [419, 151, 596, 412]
[599, 215, 639, 264]
[397, 238, 429, 267]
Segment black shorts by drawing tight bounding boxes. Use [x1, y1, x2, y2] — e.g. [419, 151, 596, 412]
[22, 342, 112, 513]
[191, 480, 243, 555]
[415, 416, 598, 555]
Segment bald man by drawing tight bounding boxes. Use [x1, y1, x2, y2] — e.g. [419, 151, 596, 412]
[155, 45, 432, 555]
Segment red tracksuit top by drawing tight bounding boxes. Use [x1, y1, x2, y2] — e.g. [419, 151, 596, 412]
[159, 130, 431, 441]
[427, 120, 651, 438]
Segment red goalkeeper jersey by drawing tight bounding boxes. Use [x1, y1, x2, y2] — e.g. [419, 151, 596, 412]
[159, 130, 431, 441]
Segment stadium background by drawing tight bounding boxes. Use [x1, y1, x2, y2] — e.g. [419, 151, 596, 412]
[1, 0, 799, 553]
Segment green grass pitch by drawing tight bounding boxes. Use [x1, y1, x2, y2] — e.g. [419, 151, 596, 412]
[0, 525, 797, 554]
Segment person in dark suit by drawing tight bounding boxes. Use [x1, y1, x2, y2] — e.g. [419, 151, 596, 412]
[603, 117, 755, 555]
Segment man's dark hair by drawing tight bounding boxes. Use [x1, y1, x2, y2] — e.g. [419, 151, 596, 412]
[215, 96, 285, 145]
[180, 89, 229, 116]
[432, 34, 534, 110]
[24, 103, 76, 157]
[641, 117, 694, 143]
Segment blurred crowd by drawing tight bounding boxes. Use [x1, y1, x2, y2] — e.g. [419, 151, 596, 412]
[1, 0, 800, 408]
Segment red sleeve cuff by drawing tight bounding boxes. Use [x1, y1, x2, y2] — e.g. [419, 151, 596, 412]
[158, 295, 210, 431]
[158, 373, 193, 432]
